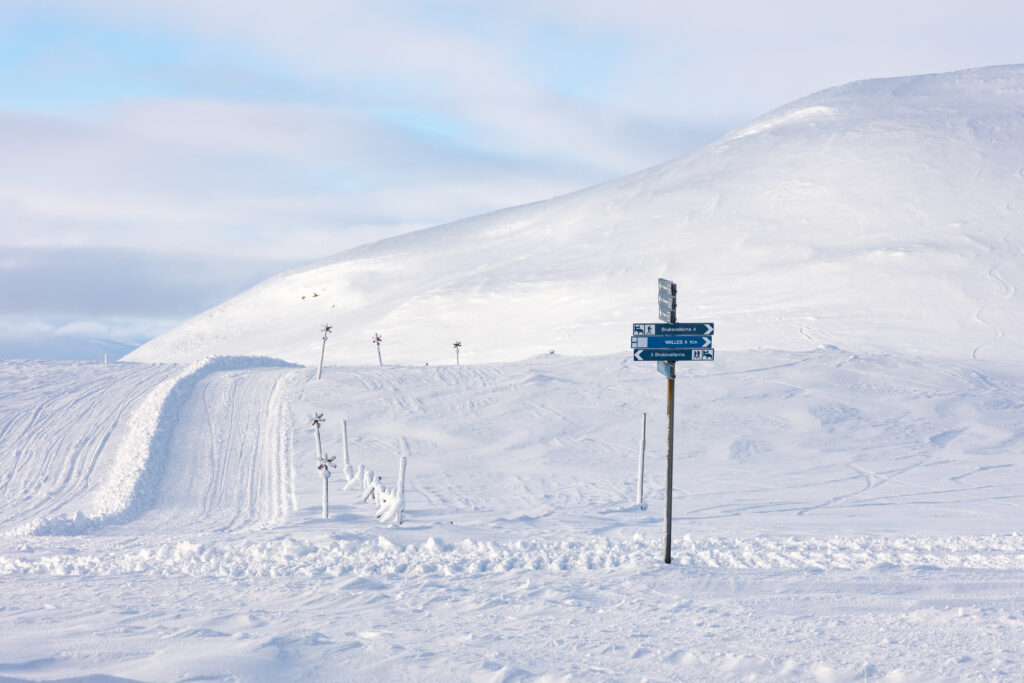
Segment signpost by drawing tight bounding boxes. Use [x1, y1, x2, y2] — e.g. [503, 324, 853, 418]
[633, 348, 714, 361]
[632, 279, 715, 564]
[633, 323, 714, 336]
[632, 335, 712, 349]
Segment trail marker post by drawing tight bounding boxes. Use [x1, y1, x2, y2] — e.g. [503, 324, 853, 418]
[318, 451, 337, 519]
[317, 324, 332, 380]
[341, 418, 354, 481]
[453, 341, 462, 366]
[312, 413, 325, 460]
[637, 412, 647, 510]
[631, 279, 715, 564]
[311, 412, 335, 518]
[372, 333, 383, 367]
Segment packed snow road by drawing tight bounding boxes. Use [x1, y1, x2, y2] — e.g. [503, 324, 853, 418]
[0, 350, 1022, 680]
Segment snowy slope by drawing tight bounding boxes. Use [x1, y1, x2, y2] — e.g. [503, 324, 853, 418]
[126, 65, 1024, 366]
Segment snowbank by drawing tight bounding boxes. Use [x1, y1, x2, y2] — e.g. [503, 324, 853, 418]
[2, 533, 1021, 577]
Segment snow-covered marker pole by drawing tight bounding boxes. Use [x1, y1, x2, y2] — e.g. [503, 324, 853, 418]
[376, 455, 407, 525]
[372, 332, 383, 367]
[317, 451, 337, 519]
[637, 412, 647, 510]
[630, 280, 715, 564]
[312, 413, 325, 461]
[395, 455, 407, 523]
[341, 418, 353, 481]
[317, 324, 332, 380]
[453, 340, 462, 366]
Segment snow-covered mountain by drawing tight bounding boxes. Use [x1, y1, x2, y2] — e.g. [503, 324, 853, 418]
[126, 65, 1024, 366]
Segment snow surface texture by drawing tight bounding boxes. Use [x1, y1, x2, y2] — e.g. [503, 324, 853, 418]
[1, 351, 1022, 679]
[127, 65, 1024, 366]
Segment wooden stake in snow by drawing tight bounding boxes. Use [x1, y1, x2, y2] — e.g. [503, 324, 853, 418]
[372, 332, 383, 366]
[317, 324, 332, 380]
[637, 412, 647, 510]
[453, 341, 462, 366]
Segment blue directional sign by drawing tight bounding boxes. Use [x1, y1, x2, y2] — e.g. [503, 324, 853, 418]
[633, 322, 714, 336]
[657, 360, 675, 378]
[632, 335, 712, 349]
[633, 348, 714, 362]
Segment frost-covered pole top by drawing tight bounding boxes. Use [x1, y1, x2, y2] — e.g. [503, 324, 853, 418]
[372, 333, 383, 366]
[317, 453, 336, 478]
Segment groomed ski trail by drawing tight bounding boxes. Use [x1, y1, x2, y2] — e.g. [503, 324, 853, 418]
[15, 357, 300, 536]
[0, 361, 178, 534]
[135, 365, 303, 534]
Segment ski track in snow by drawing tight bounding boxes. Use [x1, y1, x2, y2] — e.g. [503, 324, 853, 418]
[4, 356, 298, 536]
[972, 229, 1020, 360]
[135, 366, 303, 534]
[0, 361, 178, 532]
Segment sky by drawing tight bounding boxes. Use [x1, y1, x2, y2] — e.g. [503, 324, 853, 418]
[2, 0, 1024, 360]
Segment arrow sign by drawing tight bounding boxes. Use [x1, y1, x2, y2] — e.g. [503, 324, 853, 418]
[633, 322, 714, 336]
[658, 278, 677, 297]
[632, 335, 712, 349]
[633, 348, 714, 362]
